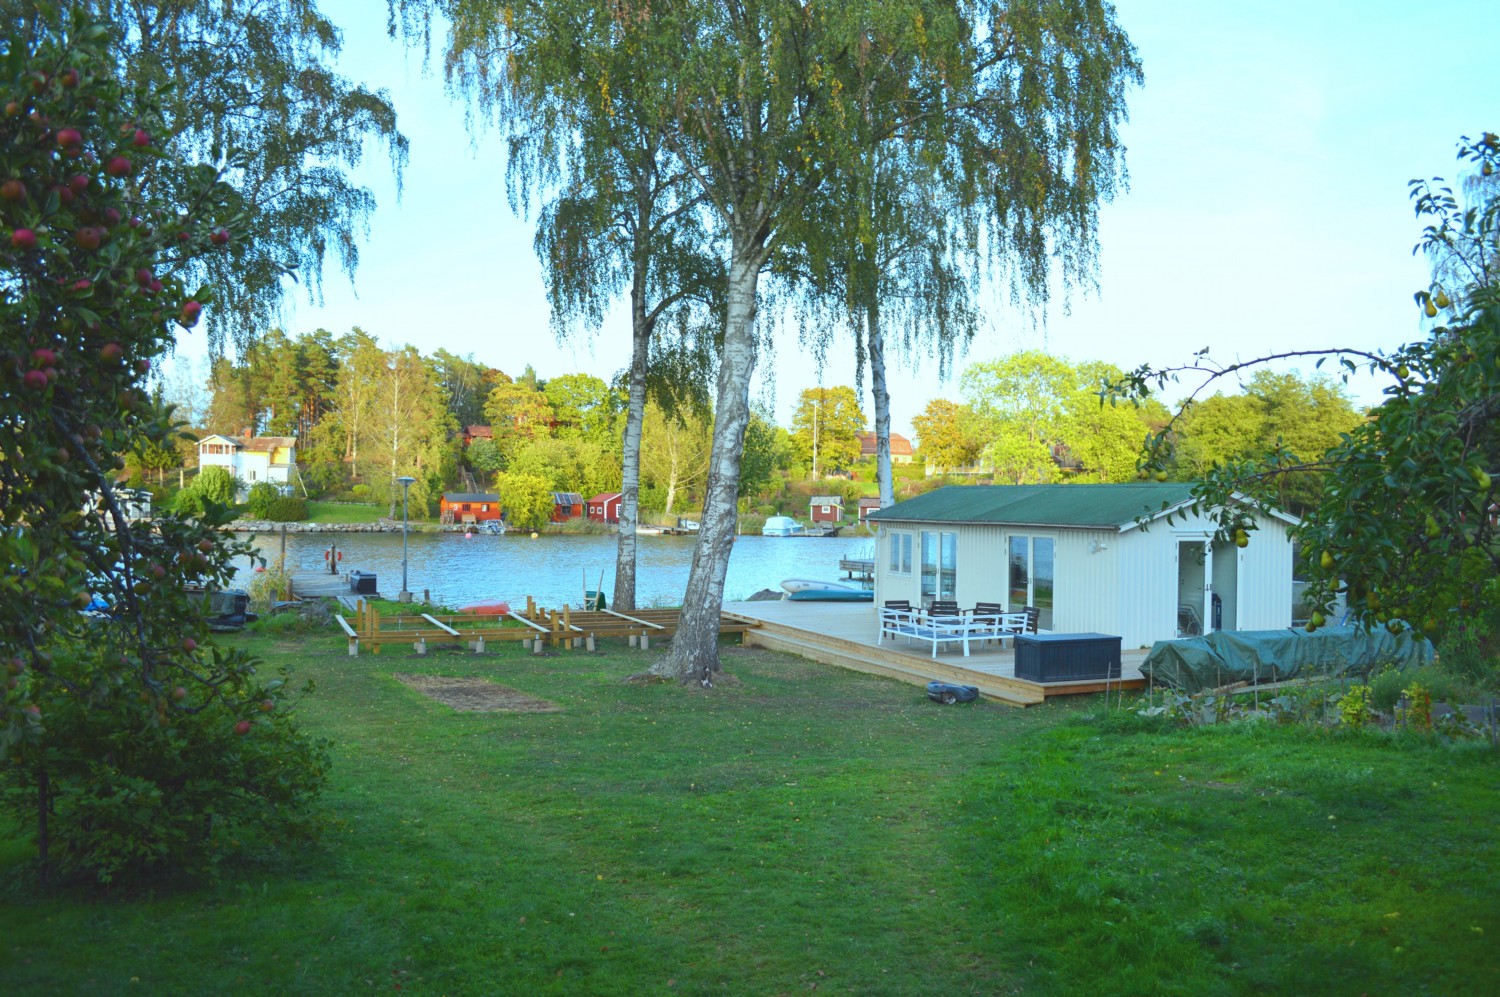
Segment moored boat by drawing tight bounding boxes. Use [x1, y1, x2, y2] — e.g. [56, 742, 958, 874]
[779, 578, 874, 602]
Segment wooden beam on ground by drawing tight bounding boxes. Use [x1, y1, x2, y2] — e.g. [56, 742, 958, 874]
[420, 614, 461, 637]
[334, 615, 359, 656]
[507, 610, 550, 654]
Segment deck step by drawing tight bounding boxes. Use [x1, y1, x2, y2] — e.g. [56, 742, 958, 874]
[744, 628, 1043, 707]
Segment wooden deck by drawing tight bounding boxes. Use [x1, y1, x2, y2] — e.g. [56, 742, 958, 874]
[722, 600, 1146, 707]
[289, 570, 367, 610]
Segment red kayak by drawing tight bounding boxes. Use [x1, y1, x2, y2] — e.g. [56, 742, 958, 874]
[459, 601, 511, 616]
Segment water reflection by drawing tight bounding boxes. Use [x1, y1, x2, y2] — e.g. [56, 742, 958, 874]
[237, 531, 873, 608]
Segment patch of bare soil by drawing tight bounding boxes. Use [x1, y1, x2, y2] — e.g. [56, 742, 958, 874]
[393, 673, 560, 713]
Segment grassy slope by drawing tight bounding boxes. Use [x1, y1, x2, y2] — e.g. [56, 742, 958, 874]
[302, 501, 389, 524]
[0, 633, 1495, 996]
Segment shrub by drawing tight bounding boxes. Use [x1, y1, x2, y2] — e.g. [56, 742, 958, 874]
[248, 556, 292, 613]
[350, 483, 371, 498]
[245, 481, 280, 518]
[265, 496, 308, 522]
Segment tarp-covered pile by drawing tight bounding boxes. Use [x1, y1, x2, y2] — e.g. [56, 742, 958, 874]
[1141, 626, 1434, 693]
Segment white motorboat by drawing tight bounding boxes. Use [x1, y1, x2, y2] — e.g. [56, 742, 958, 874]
[762, 515, 803, 537]
[779, 578, 874, 602]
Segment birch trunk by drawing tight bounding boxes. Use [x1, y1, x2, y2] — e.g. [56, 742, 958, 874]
[653, 244, 763, 683]
[613, 288, 651, 612]
[867, 305, 895, 508]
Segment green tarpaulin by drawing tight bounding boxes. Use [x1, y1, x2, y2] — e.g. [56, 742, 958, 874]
[1141, 626, 1435, 693]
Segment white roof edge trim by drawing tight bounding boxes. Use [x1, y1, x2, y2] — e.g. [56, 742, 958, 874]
[1117, 491, 1302, 534]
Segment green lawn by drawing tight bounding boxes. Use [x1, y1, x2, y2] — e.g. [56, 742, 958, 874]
[302, 500, 389, 524]
[1, 630, 1496, 995]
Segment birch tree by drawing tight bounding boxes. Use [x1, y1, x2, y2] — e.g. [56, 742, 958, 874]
[359, 346, 455, 515]
[392, 0, 722, 611]
[640, 401, 712, 516]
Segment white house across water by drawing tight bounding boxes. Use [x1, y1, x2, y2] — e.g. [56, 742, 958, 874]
[867, 483, 1299, 648]
[196, 432, 298, 496]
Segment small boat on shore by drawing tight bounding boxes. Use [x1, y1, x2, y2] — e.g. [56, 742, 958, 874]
[779, 578, 874, 602]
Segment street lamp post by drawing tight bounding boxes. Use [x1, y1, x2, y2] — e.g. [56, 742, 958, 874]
[397, 475, 416, 603]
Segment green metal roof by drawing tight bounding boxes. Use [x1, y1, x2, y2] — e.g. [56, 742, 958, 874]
[867, 483, 1202, 530]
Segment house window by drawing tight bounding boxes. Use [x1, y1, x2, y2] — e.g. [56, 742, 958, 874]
[1008, 535, 1055, 630]
[481, 504, 489, 512]
[462, 504, 471, 512]
[248, 470, 256, 481]
[920, 530, 957, 603]
[888, 531, 913, 574]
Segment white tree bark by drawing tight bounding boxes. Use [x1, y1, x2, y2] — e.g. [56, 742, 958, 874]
[654, 243, 763, 683]
[867, 307, 895, 508]
[614, 289, 651, 612]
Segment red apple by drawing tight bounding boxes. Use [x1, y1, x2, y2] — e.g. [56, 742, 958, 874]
[42, 366, 57, 382]
[182, 637, 197, 652]
[0, 179, 24, 201]
[150, 563, 165, 579]
[210, 228, 231, 246]
[69, 173, 89, 193]
[171, 686, 188, 701]
[234, 720, 252, 735]
[10, 228, 36, 250]
[259, 699, 275, 713]
[179, 299, 202, 327]
[132, 128, 150, 147]
[59, 69, 78, 88]
[135, 358, 151, 375]
[74, 227, 101, 250]
[55, 127, 81, 149]
[22, 369, 47, 391]
[71, 279, 91, 292]
[31, 348, 56, 366]
[197, 540, 213, 553]
[23, 704, 40, 719]
[135, 268, 153, 286]
[4, 101, 20, 117]
[104, 156, 132, 177]
[100, 342, 123, 362]
[103, 207, 121, 225]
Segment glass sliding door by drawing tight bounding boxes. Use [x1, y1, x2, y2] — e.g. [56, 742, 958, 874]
[920, 531, 938, 604]
[1032, 537, 1054, 630]
[921, 530, 959, 605]
[939, 532, 957, 600]
[1008, 535, 1056, 630]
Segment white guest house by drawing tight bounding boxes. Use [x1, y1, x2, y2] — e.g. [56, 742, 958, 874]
[868, 483, 1299, 648]
[196, 431, 298, 495]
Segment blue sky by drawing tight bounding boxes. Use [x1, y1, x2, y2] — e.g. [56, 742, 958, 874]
[169, 0, 1498, 437]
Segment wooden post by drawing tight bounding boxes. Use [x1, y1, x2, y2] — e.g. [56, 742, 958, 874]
[415, 638, 426, 656]
[473, 637, 485, 654]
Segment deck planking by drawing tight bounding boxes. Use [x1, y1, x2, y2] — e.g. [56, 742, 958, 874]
[722, 600, 1146, 707]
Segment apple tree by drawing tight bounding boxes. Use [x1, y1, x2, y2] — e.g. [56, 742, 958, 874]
[0, 12, 328, 885]
[1114, 134, 1499, 643]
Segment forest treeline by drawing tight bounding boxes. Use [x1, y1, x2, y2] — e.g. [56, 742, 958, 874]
[145, 335, 1363, 523]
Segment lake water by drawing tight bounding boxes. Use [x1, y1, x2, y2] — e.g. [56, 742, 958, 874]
[237, 531, 874, 608]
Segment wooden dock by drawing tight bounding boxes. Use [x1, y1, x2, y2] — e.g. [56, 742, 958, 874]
[721, 600, 1146, 707]
[289, 569, 369, 610]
